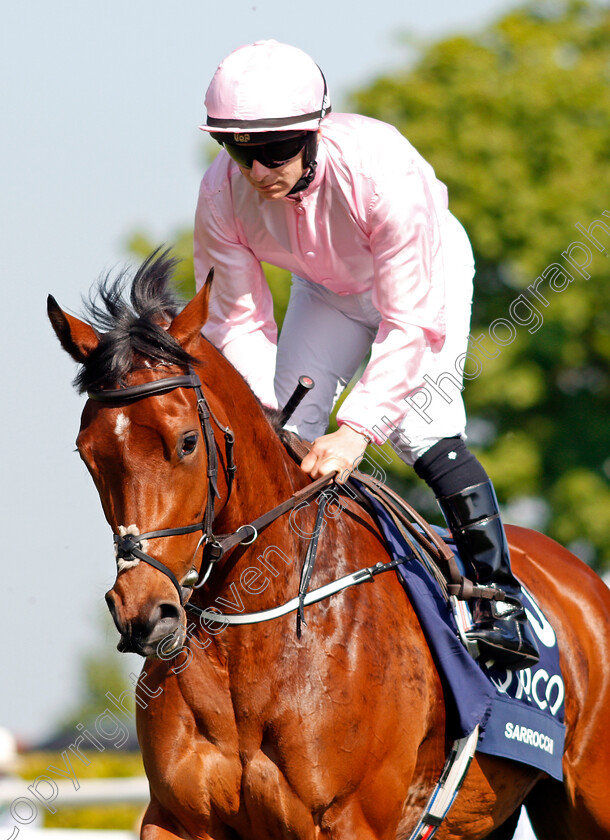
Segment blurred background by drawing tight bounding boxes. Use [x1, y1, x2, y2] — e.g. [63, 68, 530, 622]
[2, 0, 609, 831]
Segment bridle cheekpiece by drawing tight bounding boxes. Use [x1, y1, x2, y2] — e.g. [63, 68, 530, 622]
[88, 366, 236, 605]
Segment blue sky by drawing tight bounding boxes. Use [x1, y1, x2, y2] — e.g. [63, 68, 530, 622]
[2, 0, 523, 742]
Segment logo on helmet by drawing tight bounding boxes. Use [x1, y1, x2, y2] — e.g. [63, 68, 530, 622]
[234, 133, 250, 143]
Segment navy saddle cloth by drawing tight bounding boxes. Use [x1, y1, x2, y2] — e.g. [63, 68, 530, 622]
[360, 485, 565, 781]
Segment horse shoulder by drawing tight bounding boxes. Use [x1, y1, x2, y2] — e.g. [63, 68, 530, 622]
[136, 654, 243, 833]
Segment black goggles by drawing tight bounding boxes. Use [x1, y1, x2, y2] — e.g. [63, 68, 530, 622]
[222, 133, 309, 169]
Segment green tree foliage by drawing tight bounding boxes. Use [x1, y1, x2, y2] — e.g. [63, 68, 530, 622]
[129, 229, 195, 301]
[128, 0, 610, 568]
[351, 0, 610, 567]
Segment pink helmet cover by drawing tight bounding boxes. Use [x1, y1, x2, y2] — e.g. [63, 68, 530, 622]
[201, 40, 330, 135]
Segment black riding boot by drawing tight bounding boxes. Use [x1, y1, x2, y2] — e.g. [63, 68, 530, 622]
[437, 480, 540, 671]
[414, 437, 540, 671]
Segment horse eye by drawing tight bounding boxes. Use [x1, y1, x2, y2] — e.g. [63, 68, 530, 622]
[180, 433, 198, 457]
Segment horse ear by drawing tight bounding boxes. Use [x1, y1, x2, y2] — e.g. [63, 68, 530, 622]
[47, 295, 100, 362]
[167, 268, 214, 354]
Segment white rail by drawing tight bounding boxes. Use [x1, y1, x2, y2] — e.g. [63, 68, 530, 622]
[14, 833, 135, 840]
[0, 778, 149, 808]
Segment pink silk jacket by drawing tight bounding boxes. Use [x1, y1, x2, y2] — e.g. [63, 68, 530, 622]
[194, 113, 473, 441]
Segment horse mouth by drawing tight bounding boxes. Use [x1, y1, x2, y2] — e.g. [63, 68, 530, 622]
[116, 620, 186, 658]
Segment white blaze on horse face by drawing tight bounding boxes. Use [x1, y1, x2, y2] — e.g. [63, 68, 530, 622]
[114, 412, 130, 442]
[115, 524, 149, 572]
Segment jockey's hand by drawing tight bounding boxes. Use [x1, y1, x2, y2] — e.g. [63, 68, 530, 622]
[300, 425, 369, 484]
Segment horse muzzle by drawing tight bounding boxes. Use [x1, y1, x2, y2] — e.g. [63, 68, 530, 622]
[105, 590, 186, 658]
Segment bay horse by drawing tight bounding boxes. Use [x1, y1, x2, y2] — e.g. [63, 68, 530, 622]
[48, 252, 610, 840]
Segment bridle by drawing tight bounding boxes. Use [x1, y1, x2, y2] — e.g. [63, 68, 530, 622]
[88, 365, 334, 608]
[88, 366, 236, 605]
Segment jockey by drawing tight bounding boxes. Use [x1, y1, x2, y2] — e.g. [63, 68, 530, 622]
[194, 40, 539, 670]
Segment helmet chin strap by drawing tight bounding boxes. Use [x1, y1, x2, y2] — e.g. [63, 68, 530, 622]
[287, 132, 319, 195]
[287, 67, 327, 196]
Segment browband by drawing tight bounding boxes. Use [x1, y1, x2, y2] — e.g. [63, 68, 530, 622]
[88, 374, 200, 404]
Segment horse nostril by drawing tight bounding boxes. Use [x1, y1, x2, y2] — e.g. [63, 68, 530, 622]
[157, 602, 181, 623]
[144, 601, 184, 655]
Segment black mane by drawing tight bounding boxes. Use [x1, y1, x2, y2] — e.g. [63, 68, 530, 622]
[75, 248, 292, 446]
[75, 249, 197, 394]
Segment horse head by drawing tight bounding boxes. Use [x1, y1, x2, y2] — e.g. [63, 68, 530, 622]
[47, 252, 224, 657]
